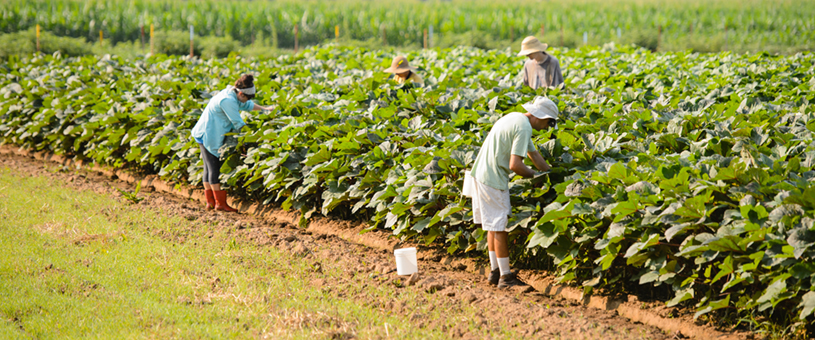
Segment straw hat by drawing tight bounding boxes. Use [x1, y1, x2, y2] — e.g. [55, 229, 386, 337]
[383, 56, 417, 73]
[521, 96, 559, 120]
[517, 36, 549, 56]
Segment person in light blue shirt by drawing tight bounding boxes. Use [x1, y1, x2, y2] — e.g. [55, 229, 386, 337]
[191, 74, 271, 212]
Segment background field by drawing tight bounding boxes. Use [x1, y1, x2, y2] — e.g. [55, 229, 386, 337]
[0, 0, 814, 57]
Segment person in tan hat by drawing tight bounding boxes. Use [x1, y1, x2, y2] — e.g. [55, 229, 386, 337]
[465, 96, 558, 288]
[384, 56, 423, 86]
[518, 36, 564, 89]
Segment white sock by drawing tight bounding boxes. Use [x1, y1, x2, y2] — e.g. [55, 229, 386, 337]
[498, 257, 511, 276]
[489, 251, 498, 271]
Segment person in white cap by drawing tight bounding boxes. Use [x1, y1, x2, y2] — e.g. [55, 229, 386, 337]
[190, 74, 272, 212]
[468, 96, 558, 288]
[518, 36, 564, 89]
[383, 56, 423, 86]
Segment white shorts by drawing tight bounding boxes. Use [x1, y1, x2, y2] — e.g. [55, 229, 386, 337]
[469, 178, 511, 232]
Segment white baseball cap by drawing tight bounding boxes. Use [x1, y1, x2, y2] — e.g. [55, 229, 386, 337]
[521, 96, 559, 120]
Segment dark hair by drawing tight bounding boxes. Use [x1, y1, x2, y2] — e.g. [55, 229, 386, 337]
[235, 74, 254, 89]
[234, 74, 255, 99]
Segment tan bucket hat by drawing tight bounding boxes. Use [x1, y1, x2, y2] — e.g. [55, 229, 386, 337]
[517, 36, 548, 56]
[383, 56, 417, 73]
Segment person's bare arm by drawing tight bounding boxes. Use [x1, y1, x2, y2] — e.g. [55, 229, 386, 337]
[527, 150, 551, 172]
[509, 154, 537, 178]
[252, 104, 271, 111]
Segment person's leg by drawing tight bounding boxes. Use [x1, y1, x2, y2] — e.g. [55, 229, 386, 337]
[201, 146, 236, 212]
[200, 144, 222, 189]
[485, 186, 523, 288]
[199, 144, 215, 209]
[475, 182, 500, 285]
[487, 231, 500, 285]
[495, 229, 524, 287]
[488, 232, 498, 270]
[493, 231, 510, 275]
[209, 158, 221, 191]
[200, 144, 210, 190]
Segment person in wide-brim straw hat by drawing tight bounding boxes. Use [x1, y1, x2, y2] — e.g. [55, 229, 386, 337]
[518, 36, 564, 89]
[384, 56, 423, 86]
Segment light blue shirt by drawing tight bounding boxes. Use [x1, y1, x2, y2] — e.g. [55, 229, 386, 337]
[191, 86, 254, 157]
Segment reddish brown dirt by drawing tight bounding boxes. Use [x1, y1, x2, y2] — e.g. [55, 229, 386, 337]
[0, 151, 753, 340]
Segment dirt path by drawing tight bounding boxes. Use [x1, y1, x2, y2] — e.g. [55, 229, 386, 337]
[1, 152, 731, 339]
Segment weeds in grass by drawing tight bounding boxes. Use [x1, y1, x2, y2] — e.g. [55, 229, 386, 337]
[116, 182, 143, 204]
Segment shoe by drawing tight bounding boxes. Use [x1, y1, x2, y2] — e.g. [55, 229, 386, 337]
[213, 190, 238, 212]
[205, 189, 215, 210]
[487, 268, 500, 286]
[497, 272, 526, 289]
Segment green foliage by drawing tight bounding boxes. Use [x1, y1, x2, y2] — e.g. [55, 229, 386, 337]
[0, 28, 91, 58]
[0, 0, 814, 54]
[0, 45, 814, 332]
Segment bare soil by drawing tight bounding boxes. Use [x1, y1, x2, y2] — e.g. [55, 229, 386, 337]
[0, 152, 750, 340]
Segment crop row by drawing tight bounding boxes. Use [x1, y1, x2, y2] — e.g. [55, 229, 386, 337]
[1, 46, 814, 328]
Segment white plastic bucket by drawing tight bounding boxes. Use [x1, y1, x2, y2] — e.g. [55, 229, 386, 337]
[462, 170, 474, 197]
[394, 247, 418, 275]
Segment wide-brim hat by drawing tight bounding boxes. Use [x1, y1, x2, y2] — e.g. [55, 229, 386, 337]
[522, 96, 559, 120]
[517, 36, 549, 56]
[384, 56, 417, 73]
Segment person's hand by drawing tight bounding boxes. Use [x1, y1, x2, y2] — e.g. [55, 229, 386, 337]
[534, 171, 549, 178]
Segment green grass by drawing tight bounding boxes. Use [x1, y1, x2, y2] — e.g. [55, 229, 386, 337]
[0, 166, 514, 339]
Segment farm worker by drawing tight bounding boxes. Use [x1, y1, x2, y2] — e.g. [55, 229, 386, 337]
[191, 74, 272, 212]
[383, 56, 423, 86]
[467, 96, 557, 288]
[518, 36, 564, 89]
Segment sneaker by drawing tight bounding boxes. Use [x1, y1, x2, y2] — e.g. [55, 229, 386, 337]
[487, 268, 500, 286]
[497, 272, 526, 289]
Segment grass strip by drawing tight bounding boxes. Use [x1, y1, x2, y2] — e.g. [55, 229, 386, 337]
[0, 166, 509, 339]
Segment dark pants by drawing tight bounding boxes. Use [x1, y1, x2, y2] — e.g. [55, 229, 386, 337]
[199, 144, 221, 185]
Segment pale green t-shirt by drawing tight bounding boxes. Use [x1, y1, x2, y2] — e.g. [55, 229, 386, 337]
[471, 112, 536, 191]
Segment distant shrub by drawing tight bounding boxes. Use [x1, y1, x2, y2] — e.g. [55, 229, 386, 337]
[239, 45, 291, 59]
[199, 36, 241, 58]
[0, 28, 92, 58]
[553, 31, 581, 49]
[151, 31, 192, 56]
[437, 31, 494, 50]
[623, 29, 660, 51]
[668, 34, 726, 53]
[152, 31, 240, 58]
